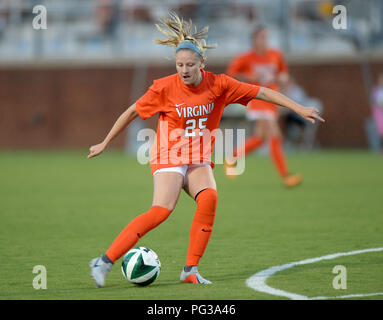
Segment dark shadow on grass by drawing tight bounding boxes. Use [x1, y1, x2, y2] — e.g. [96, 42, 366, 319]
[90, 273, 252, 290]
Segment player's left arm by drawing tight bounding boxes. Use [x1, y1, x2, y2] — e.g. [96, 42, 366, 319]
[256, 86, 325, 124]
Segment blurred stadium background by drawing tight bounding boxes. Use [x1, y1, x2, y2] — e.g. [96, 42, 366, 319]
[1, 1, 383, 301]
[1, 0, 383, 153]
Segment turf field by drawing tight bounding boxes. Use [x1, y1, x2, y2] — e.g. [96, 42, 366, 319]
[0, 150, 382, 300]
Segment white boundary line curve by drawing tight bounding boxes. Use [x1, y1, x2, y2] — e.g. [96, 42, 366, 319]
[246, 247, 383, 300]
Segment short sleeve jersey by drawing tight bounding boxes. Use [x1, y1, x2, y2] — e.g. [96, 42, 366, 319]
[136, 70, 260, 173]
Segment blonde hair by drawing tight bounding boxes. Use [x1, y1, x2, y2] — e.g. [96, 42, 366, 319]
[154, 12, 216, 61]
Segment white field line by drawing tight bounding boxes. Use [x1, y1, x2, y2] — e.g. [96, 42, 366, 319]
[311, 292, 383, 300]
[246, 247, 383, 300]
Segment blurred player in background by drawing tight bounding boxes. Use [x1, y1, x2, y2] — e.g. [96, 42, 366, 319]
[226, 26, 302, 187]
[371, 72, 383, 153]
[87, 13, 323, 288]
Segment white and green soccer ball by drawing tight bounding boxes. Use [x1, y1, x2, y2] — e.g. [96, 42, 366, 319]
[121, 247, 161, 286]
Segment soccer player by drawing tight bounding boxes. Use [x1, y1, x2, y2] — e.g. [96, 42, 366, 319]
[88, 13, 324, 287]
[226, 26, 303, 187]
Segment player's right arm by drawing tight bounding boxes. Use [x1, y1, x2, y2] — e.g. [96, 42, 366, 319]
[88, 103, 139, 159]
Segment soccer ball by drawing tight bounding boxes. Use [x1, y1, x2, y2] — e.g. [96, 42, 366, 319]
[121, 247, 161, 286]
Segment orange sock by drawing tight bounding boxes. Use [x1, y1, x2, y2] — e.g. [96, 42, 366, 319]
[105, 206, 171, 263]
[235, 136, 263, 157]
[186, 188, 217, 266]
[270, 138, 288, 178]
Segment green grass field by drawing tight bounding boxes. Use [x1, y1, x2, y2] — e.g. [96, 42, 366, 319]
[0, 150, 382, 300]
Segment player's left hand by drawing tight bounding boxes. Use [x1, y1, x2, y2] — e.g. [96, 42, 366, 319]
[298, 106, 325, 124]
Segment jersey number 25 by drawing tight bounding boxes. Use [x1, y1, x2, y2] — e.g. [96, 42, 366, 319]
[185, 117, 207, 137]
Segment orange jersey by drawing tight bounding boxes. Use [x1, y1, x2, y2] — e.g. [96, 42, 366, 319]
[227, 49, 288, 113]
[135, 70, 260, 173]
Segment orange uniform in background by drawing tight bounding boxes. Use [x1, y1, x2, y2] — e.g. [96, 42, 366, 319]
[225, 48, 300, 183]
[227, 49, 288, 119]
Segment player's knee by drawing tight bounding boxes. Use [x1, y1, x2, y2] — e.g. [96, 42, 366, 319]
[270, 130, 282, 139]
[145, 205, 172, 229]
[164, 201, 177, 212]
[152, 201, 176, 214]
[196, 188, 217, 201]
[195, 188, 217, 217]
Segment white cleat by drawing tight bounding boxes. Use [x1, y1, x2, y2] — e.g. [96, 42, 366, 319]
[180, 266, 212, 284]
[89, 256, 113, 288]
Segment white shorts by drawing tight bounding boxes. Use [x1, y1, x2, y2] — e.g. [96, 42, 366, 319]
[153, 163, 209, 186]
[246, 110, 276, 121]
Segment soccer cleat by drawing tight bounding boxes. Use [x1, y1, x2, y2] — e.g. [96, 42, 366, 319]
[89, 256, 113, 288]
[180, 266, 212, 284]
[284, 174, 303, 188]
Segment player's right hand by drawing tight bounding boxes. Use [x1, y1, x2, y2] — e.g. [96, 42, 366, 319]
[88, 142, 106, 159]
